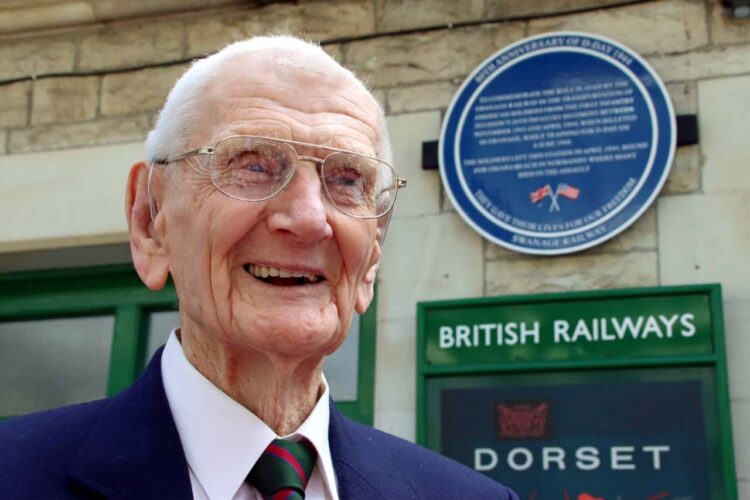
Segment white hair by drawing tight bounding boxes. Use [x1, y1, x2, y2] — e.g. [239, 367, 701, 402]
[145, 35, 391, 165]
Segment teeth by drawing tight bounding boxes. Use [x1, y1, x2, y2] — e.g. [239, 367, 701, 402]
[247, 264, 320, 283]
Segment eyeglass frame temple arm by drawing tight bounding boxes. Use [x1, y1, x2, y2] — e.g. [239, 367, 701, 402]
[154, 146, 215, 165]
[384, 179, 407, 193]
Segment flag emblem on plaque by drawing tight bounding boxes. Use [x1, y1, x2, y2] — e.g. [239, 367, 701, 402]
[530, 183, 581, 212]
[529, 185, 552, 203]
[557, 183, 580, 200]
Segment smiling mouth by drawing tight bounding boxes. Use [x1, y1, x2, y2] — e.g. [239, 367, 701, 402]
[243, 264, 325, 286]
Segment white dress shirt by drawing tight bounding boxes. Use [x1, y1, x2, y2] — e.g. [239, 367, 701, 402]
[161, 331, 339, 500]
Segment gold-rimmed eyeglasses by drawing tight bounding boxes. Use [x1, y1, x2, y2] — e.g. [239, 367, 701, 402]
[152, 135, 407, 219]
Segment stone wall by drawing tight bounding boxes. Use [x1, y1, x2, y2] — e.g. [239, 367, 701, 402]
[1, 0, 749, 495]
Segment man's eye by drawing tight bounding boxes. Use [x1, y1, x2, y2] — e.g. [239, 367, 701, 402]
[244, 161, 268, 173]
[329, 170, 362, 187]
[231, 151, 283, 176]
[326, 167, 365, 189]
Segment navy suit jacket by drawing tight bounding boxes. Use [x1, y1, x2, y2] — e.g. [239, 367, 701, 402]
[0, 350, 517, 499]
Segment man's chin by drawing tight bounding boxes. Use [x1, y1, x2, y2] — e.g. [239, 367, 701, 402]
[227, 314, 343, 355]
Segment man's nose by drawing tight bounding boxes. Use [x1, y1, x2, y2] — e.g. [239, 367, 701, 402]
[265, 162, 333, 244]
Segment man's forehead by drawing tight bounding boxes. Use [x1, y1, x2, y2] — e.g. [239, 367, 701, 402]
[197, 59, 382, 154]
[218, 123, 376, 154]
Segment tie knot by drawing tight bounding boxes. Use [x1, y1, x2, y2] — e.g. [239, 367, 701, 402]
[247, 439, 318, 500]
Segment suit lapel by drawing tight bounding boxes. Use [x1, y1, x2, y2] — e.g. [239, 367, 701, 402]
[69, 348, 193, 499]
[328, 403, 416, 499]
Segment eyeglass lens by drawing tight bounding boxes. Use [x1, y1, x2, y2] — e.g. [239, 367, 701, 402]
[209, 136, 398, 218]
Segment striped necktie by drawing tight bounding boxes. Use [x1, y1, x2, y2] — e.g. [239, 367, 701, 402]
[247, 439, 318, 500]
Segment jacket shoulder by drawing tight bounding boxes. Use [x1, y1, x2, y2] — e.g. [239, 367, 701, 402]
[0, 399, 110, 497]
[336, 415, 518, 499]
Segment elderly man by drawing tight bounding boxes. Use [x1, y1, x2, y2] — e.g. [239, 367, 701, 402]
[0, 36, 517, 499]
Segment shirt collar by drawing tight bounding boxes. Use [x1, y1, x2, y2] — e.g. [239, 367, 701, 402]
[161, 330, 337, 499]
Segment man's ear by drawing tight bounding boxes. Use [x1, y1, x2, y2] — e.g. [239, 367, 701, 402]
[355, 239, 381, 314]
[125, 161, 169, 290]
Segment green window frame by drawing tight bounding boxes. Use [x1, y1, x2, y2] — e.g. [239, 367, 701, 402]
[0, 264, 376, 424]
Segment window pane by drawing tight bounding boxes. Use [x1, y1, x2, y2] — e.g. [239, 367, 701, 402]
[326, 314, 360, 401]
[0, 315, 114, 416]
[145, 310, 179, 362]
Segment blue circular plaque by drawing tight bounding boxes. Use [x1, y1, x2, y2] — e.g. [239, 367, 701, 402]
[440, 32, 675, 255]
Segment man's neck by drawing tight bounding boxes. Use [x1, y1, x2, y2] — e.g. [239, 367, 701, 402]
[178, 327, 325, 436]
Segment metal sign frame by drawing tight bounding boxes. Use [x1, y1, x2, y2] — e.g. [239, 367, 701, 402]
[416, 284, 736, 498]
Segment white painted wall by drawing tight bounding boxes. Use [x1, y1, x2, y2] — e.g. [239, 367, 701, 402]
[0, 142, 142, 252]
[376, 111, 484, 439]
[659, 73, 750, 491]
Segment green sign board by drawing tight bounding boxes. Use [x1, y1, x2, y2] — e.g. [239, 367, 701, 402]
[426, 292, 712, 367]
[417, 285, 736, 499]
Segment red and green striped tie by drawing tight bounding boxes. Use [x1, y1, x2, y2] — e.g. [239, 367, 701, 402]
[247, 439, 318, 500]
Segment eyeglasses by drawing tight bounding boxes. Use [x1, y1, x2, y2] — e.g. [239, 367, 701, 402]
[153, 135, 407, 219]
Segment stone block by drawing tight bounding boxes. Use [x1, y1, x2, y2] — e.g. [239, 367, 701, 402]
[528, 0, 707, 55]
[373, 409, 414, 441]
[91, 0, 233, 20]
[588, 205, 657, 253]
[78, 20, 184, 72]
[186, 1, 375, 57]
[374, 318, 416, 412]
[662, 145, 701, 195]
[732, 400, 750, 481]
[440, 184, 456, 214]
[387, 81, 458, 114]
[371, 88, 386, 111]
[711, 1, 750, 45]
[649, 44, 750, 83]
[486, 0, 638, 19]
[658, 192, 750, 301]
[185, 12, 264, 57]
[661, 83, 702, 193]
[375, 0, 484, 31]
[484, 207, 657, 260]
[101, 64, 187, 117]
[379, 212, 483, 320]
[484, 239, 519, 261]
[9, 115, 151, 154]
[0, 141, 142, 252]
[724, 300, 750, 401]
[31, 76, 99, 126]
[0, 2, 94, 36]
[0, 81, 29, 128]
[295, 0, 375, 40]
[321, 43, 344, 64]
[0, 36, 75, 81]
[345, 23, 525, 87]
[386, 111, 442, 218]
[699, 75, 750, 193]
[666, 81, 697, 115]
[485, 251, 657, 296]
